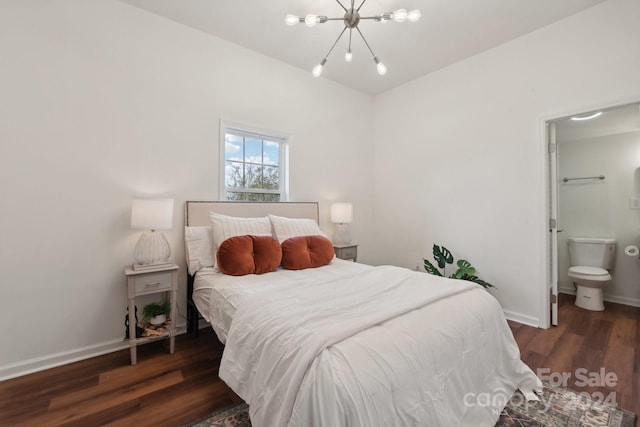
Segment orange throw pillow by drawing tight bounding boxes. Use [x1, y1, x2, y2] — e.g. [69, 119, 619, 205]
[281, 235, 334, 270]
[216, 235, 255, 276]
[216, 235, 282, 276]
[252, 235, 282, 274]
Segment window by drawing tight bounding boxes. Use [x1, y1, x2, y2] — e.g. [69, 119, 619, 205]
[220, 122, 289, 201]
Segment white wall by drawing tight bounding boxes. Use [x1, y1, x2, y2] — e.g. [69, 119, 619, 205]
[371, 0, 640, 326]
[557, 131, 640, 306]
[0, 0, 374, 378]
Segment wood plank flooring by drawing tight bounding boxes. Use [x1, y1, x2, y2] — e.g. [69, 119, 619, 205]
[509, 293, 640, 417]
[0, 332, 233, 426]
[1, 293, 638, 426]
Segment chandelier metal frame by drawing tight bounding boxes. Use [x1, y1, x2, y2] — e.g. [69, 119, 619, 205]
[285, 0, 421, 77]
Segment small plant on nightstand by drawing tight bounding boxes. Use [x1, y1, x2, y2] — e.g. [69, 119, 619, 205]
[142, 300, 171, 326]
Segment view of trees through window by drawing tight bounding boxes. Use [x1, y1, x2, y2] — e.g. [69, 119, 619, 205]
[224, 129, 284, 201]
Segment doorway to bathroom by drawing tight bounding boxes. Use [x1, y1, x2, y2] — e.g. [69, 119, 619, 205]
[546, 101, 640, 326]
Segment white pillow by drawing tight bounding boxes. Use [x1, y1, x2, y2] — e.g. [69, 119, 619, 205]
[268, 214, 327, 243]
[208, 212, 272, 265]
[184, 226, 215, 276]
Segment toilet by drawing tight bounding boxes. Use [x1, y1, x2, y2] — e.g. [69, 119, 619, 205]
[567, 237, 616, 311]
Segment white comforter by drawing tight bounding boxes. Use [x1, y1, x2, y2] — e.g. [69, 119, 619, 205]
[218, 264, 541, 427]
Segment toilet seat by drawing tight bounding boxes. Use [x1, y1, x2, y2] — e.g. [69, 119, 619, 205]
[568, 266, 611, 281]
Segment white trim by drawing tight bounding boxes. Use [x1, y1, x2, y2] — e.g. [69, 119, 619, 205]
[0, 339, 128, 381]
[604, 294, 640, 308]
[549, 122, 559, 326]
[559, 286, 576, 295]
[559, 287, 640, 308]
[539, 116, 551, 329]
[503, 309, 540, 328]
[0, 327, 187, 381]
[219, 121, 225, 200]
[219, 119, 290, 202]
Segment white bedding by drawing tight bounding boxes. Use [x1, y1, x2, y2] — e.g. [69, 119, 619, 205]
[193, 258, 369, 343]
[196, 260, 541, 426]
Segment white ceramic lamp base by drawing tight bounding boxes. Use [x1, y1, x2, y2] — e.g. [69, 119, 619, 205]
[133, 230, 171, 269]
[332, 223, 351, 245]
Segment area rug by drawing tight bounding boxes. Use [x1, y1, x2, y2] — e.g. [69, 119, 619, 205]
[184, 383, 637, 427]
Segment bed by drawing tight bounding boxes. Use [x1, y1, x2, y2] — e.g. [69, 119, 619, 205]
[184, 201, 541, 427]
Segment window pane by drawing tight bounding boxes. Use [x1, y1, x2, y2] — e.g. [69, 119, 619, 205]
[263, 165, 279, 190]
[225, 134, 243, 162]
[264, 193, 280, 202]
[225, 161, 244, 188]
[246, 192, 263, 202]
[245, 164, 262, 189]
[263, 140, 280, 166]
[226, 192, 246, 201]
[222, 125, 287, 201]
[244, 138, 262, 164]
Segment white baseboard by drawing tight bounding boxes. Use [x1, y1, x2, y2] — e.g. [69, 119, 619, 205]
[0, 325, 188, 382]
[559, 287, 640, 308]
[503, 310, 540, 328]
[602, 294, 640, 308]
[559, 286, 576, 295]
[0, 339, 129, 382]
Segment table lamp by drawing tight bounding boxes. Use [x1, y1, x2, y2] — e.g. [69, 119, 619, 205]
[330, 202, 353, 245]
[131, 198, 174, 270]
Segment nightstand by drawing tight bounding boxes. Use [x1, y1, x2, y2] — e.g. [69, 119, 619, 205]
[334, 244, 358, 261]
[124, 264, 179, 365]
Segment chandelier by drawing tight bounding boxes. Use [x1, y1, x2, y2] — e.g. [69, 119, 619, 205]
[285, 1, 421, 77]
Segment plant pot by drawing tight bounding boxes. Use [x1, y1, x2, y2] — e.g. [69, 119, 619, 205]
[150, 313, 166, 326]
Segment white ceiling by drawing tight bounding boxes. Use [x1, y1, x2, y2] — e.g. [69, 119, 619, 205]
[118, 0, 607, 95]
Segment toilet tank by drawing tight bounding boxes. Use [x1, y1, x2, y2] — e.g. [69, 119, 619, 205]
[568, 237, 616, 269]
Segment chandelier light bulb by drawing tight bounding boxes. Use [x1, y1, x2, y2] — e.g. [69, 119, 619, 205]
[408, 10, 421, 22]
[305, 14, 319, 27]
[286, 3, 419, 77]
[285, 14, 300, 26]
[345, 50, 353, 62]
[392, 8, 408, 23]
[312, 63, 324, 77]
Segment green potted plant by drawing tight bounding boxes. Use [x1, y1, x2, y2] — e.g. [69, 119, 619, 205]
[142, 300, 171, 326]
[423, 244, 494, 288]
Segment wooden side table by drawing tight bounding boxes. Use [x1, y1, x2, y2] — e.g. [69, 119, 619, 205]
[334, 244, 358, 261]
[124, 264, 179, 365]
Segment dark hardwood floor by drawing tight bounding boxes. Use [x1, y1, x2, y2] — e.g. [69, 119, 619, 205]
[1, 293, 638, 426]
[510, 293, 640, 418]
[0, 331, 233, 427]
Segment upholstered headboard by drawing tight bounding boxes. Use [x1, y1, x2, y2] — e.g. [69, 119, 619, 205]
[184, 201, 320, 226]
[183, 201, 320, 336]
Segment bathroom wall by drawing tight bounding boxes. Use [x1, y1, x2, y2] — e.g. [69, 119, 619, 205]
[558, 130, 640, 306]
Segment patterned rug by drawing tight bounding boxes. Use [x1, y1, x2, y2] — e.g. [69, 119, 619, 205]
[184, 384, 637, 427]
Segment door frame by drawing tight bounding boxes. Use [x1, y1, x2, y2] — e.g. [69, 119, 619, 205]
[540, 97, 640, 329]
[548, 122, 559, 326]
[540, 119, 559, 329]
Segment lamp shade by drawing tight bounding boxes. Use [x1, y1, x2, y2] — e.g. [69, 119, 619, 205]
[331, 203, 353, 224]
[131, 198, 174, 230]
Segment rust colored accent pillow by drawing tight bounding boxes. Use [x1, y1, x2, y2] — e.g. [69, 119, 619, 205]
[281, 235, 334, 270]
[216, 235, 282, 276]
[216, 235, 254, 276]
[251, 235, 282, 274]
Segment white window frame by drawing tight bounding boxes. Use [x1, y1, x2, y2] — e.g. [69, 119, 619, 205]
[219, 120, 289, 201]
